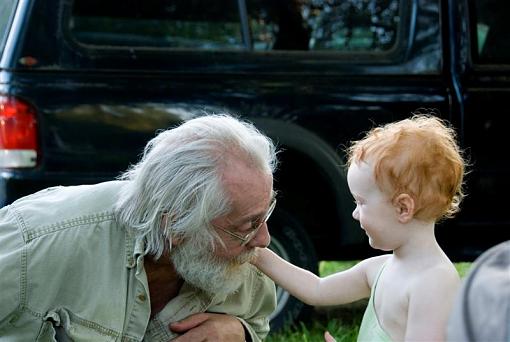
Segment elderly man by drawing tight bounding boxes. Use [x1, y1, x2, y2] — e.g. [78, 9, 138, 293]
[0, 114, 277, 341]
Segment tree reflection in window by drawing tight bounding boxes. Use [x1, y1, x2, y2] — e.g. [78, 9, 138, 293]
[249, 0, 399, 52]
[70, 0, 400, 53]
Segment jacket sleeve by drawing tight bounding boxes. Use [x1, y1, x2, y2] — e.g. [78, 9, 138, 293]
[0, 206, 25, 328]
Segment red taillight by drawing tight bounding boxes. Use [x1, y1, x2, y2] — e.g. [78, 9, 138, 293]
[0, 96, 38, 167]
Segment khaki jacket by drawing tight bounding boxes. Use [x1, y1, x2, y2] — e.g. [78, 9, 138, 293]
[0, 181, 276, 341]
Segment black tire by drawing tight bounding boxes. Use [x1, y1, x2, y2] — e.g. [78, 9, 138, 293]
[267, 208, 318, 331]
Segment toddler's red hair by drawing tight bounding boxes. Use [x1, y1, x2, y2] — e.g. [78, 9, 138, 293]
[347, 111, 466, 222]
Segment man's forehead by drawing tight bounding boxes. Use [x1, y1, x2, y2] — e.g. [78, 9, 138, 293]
[222, 158, 271, 186]
[220, 160, 273, 214]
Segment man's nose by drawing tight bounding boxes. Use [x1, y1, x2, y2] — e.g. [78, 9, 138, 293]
[247, 222, 271, 248]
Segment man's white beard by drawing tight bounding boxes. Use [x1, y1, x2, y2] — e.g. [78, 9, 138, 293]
[171, 237, 256, 297]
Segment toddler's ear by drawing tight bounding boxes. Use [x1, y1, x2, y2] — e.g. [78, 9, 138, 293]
[394, 194, 415, 223]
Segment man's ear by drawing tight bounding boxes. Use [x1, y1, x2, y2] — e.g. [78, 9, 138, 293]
[160, 212, 183, 247]
[393, 193, 415, 223]
[170, 235, 183, 247]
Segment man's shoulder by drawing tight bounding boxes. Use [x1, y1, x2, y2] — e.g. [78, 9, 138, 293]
[9, 181, 126, 242]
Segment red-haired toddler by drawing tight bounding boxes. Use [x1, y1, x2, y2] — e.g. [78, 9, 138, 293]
[253, 113, 466, 342]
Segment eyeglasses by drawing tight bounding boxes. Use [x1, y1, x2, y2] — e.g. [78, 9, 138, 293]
[215, 197, 277, 246]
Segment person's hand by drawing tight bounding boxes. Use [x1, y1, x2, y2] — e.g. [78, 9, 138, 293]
[324, 331, 337, 342]
[169, 312, 246, 342]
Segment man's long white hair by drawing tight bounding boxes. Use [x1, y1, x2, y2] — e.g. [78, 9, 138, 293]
[115, 114, 277, 259]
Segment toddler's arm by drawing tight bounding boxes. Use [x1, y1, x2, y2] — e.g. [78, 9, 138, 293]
[253, 248, 372, 306]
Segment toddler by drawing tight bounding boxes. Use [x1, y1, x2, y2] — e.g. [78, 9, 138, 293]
[254, 113, 466, 341]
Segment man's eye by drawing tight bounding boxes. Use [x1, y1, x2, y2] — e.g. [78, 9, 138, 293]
[235, 222, 254, 234]
[250, 219, 263, 230]
[229, 234, 240, 241]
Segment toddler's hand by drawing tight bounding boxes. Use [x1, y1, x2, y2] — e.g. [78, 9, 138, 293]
[250, 247, 269, 266]
[249, 248, 261, 265]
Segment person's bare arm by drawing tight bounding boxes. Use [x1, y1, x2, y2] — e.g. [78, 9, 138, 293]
[253, 248, 382, 306]
[170, 313, 245, 342]
[405, 267, 460, 341]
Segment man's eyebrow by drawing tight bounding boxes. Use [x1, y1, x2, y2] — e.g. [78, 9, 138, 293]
[234, 211, 265, 230]
[231, 191, 277, 228]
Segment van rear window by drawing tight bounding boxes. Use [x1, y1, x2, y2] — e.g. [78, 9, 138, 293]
[69, 0, 400, 53]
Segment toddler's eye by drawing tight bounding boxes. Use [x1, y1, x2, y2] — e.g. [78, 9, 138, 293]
[353, 198, 365, 206]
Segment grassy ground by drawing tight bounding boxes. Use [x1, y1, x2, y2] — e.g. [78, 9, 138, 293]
[266, 261, 472, 342]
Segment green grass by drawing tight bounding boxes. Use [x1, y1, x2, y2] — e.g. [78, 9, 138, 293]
[320, 261, 472, 278]
[266, 261, 472, 342]
[454, 262, 472, 278]
[266, 319, 360, 342]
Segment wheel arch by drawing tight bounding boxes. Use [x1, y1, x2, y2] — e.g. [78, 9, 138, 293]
[250, 117, 363, 259]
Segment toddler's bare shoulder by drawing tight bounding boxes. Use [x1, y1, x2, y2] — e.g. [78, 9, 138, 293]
[412, 262, 460, 289]
[361, 254, 392, 283]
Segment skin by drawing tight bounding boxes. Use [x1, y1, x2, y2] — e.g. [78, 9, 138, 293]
[324, 331, 335, 342]
[253, 160, 460, 342]
[170, 313, 246, 342]
[145, 157, 273, 341]
[209, 157, 273, 259]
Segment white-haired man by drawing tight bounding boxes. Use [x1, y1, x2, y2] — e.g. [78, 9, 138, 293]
[0, 114, 278, 341]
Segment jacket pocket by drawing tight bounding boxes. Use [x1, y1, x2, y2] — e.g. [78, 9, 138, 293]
[36, 319, 58, 342]
[38, 308, 119, 342]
